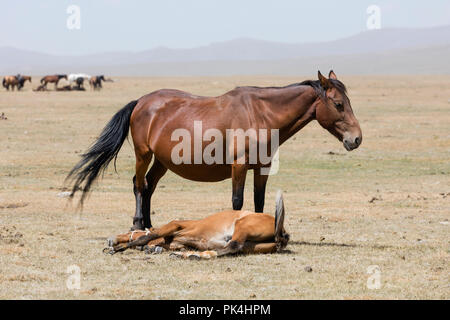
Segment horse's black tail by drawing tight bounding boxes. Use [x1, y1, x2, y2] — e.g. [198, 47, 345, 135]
[40, 77, 45, 84]
[2, 78, 6, 88]
[66, 100, 139, 205]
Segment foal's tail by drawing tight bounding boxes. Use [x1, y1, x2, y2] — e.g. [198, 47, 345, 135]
[274, 190, 289, 249]
[66, 100, 139, 205]
[274, 190, 285, 237]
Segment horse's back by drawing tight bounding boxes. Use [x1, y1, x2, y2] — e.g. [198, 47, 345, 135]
[134, 87, 253, 121]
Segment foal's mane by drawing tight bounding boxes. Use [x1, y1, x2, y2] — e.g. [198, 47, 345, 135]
[237, 79, 347, 100]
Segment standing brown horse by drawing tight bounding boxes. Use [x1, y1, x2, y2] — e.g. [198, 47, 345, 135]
[3, 76, 18, 90]
[40, 74, 67, 89]
[67, 71, 362, 231]
[2, 75, 31, 90]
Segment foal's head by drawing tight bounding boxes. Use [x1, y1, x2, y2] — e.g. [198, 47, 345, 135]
[314, 70, 362, 151]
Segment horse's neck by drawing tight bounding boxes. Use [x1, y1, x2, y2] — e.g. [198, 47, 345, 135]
[259, 85, 317, 144]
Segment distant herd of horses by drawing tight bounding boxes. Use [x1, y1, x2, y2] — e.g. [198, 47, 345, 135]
[2, 74, 111, 91]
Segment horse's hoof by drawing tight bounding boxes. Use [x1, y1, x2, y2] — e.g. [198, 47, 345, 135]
[102, 247, 115, 255]
[130, 225, 144, 231]
[188, 254, 201, 261]
[145, 246, 163, 254]
[169, 252, 183, 259]
[106, 237, 116, 247]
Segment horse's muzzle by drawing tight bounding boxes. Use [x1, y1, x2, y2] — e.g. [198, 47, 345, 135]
[343, 136, 362, 151]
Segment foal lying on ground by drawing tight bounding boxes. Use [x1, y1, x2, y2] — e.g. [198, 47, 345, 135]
[105, 191, 289, 259]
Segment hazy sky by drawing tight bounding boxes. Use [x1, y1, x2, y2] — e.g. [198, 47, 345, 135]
[1, 0, 449, 55]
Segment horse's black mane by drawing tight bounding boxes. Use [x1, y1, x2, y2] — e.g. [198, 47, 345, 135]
[237, 79, 347, 99]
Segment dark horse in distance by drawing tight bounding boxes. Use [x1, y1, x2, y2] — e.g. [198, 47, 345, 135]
[67, 71, 362, 231]
[89, 75, 105, 90]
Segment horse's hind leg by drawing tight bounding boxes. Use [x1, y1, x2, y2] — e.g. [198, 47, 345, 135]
[242, 242, 277, 254]
[131, 151, 152, 230]
[231, 164, 248, 210]
[215, 214, 275, 257]
[142, 159, 167, 228]
[253, 167, 269, 212]
[170, 242, 277, 259]
[170, 250, 218, 260]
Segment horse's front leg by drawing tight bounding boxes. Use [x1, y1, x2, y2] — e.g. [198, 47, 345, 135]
[143, 159, 167, 229]
[253, 166, 269, 213]
[231, 164, 248, 210]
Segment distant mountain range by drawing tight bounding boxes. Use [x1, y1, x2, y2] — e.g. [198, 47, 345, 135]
[1, 25, 449, 75]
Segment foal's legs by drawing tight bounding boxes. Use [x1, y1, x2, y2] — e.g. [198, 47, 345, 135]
[171, 242, 278, 260]
[253, 167, 269, 213]
[231, 164, 248, 210]
[112, 220, 192, 253]
[131, 151, 152, 230]
[142, 159, 167, 229]
[243, 242, 277, 254]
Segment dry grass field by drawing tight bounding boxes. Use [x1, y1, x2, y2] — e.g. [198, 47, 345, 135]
[0, 75, 449, 299]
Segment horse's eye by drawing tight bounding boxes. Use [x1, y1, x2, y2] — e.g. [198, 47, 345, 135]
[334, 102, 344, 110]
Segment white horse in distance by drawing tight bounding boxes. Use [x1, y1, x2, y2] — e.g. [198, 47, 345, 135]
[68, 73, 91, 85]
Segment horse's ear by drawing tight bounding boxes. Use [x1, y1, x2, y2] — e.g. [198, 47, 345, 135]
[318, 71, 330, 89]
[329, 70, 337, 80]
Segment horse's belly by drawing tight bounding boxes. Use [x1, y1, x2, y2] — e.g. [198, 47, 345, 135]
[205, 224, 235, 250]
[158, 159, 232, 182]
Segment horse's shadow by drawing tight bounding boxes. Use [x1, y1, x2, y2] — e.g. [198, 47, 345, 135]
[290, 240, 359, 248]
[289, 240, 393, 250]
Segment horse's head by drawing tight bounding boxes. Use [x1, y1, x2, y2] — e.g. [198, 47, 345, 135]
[315, 70, 362, 151]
